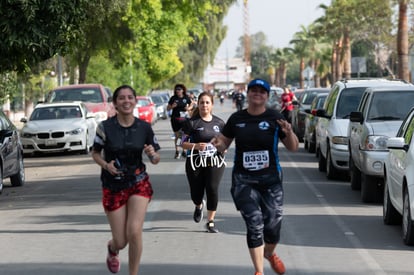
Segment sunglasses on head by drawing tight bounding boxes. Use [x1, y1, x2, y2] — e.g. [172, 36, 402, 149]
[175, 88, 183, 91]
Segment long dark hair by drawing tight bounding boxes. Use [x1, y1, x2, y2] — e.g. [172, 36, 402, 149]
[191, 91, 214, 118]
[173, 84, 188, 97]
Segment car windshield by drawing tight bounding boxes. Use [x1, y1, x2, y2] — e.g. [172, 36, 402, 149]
[315, 96, 327, 109]
[336, 87, 366, 118]
[137, 99, 150, 107]
[49, 88, 103, 103]
[368, 91, 414, 121]
[30, 106, 82, 120]
[302, 92, 319, 105]
[151, 96, 163, 104]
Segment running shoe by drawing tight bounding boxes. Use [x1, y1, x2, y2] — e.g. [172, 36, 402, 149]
[174, 151, 180, 159]
[193, 200, 204, 223]
[206, 220, 219, 233]
[106, 242, 120, 273]
[254, 272, 263, 275]
[265, 253, 285, 275]
[181, 151, 187, 158]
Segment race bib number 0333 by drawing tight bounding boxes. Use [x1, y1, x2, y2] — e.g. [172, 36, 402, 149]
[243, 150, 269, 171]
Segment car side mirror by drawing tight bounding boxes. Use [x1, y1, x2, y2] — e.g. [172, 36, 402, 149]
[20, 117, 27, 123]
[315, 109, 331, 119]
[387, 137, 408, 152]
[349, 111, 363, 123]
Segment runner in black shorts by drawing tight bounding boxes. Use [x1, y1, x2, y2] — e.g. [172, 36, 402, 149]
[212, 79, 298, 275]
[167, 84, 193, 159]
[181, 91, 226, 233]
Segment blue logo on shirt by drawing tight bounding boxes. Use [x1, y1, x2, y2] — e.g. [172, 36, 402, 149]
[258, 121, 270, 130]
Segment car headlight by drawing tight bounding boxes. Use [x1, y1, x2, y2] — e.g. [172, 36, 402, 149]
[20, 131, 36, 138]
[363, 135, 389, 150]
[93, 111, 108, 122]
[331, 136, 348, 145]
[66, 128, 84, 135]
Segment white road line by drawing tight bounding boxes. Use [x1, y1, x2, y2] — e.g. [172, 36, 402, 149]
[283, 152, 387, 275]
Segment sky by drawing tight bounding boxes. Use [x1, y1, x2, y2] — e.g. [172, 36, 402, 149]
[216, 0, 331, 59]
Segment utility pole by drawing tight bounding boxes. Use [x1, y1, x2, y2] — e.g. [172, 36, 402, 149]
[243, 0, 251, 82]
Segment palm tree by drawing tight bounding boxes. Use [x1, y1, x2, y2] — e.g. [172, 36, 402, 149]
[290, 26, 312, 88]
[397, 0, 409, 81]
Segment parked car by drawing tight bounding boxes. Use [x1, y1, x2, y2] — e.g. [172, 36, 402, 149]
[291, 88, 330, 141]
[303, 92, 328, 153]
[383, 107, 414, 245]
[270, 87, 283, 97]
[0, 110, 25, 192]
[20, 102, 97, 156]
[134, 96, 157, 125]
[315, 78, 409, 180]
[45, 83, 116, 122]
[266, 90, 282, 111]
[187, 88, 202, 100]
[150, 94, 168, 120]
[150, 91, 171, 117]
[348, 86, 414, 202]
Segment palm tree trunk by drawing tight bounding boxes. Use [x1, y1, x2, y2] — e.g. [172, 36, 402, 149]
[331, 41, 337, 83]
[314, 58, 321, 88]
[342, 28, 351, 79]
[397, 0, 409, 81]
[299, 57, 305, 88]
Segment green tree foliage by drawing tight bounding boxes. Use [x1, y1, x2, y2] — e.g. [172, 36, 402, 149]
[67, 0, 131, 84]
[167, 0, 235, 89]
[123, 0, 236, 90]
[0, 0, 87, 73]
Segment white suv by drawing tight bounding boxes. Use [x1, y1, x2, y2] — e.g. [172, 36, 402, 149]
[348, 85, 414, 203]
[315, 78, 410, 180]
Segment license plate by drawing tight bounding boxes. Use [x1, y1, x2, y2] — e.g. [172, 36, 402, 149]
[45, 140, 57, 146]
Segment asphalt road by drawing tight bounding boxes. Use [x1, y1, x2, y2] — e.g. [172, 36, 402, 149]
[0, 98, 413, 275]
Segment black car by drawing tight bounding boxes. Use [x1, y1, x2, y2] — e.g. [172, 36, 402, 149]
[291, 88, 330, 141]
[0, 110, 25, 193]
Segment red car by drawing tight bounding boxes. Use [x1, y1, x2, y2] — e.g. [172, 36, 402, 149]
[134, 96, 156, 124]
[46, 83, 116, 122]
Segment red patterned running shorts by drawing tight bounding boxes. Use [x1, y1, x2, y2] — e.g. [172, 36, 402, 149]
[102, 174, 153, 212]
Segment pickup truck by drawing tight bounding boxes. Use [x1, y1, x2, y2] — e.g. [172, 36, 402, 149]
[348, 85, 414, 203]
[46, 83, 116, 122]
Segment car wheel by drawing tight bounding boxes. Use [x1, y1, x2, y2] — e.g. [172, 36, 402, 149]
[0, 169, 3, 194]
[308, 132, 316, 153]
[326, 147, 338, 180]
[349, 156, 361, 190]
[361, 173, 382, 203]
[383, 179, 401, 225]
[81, 135, 90, 155]
[315, 143, 320, 158]
[402, 189, 414, 245]
[318, 147, 326, 172]
[10, 152, 25, 187]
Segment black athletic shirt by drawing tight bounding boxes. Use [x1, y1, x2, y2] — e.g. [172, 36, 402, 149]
[168, 95, 191, 119]
[221, 109, 286, 176]
[93, 116, 160, 190]
[182, 114, 225, 156]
